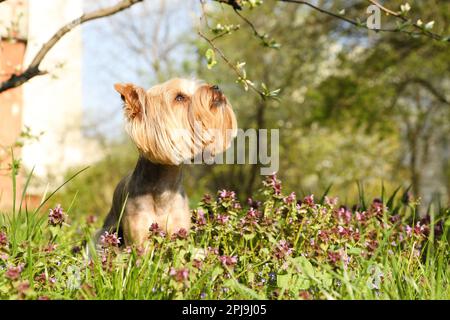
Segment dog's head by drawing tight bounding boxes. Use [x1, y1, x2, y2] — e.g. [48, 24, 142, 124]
[114, 78, 237, 165]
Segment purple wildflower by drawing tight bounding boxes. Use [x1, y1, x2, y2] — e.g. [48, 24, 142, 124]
[247, 197, 261, 209]
[404, 225, 412, 237]
[149, 223, 166, 237]
[283, 192, 296, 205]
[273, 240, 293, 259]
[48, 204, 66, 226]
[302, 195, 315, 207]
[325, 196, 338, 207]
[207, 247, 219, 255]
[218, 189, 236, 202]
[194, 209, 207, 226]
[169, 267, 189, 282]
[0, 231, 8, 247]
[17, 280, 30, 299]
[175, 228, 189, 239]
[327, 251, 342, 265]
[219, 255, 238, 267]
[86, 215, 97, 225]
[336, 206, 352, 224]
[5, 264, 24, 280]
[263, 174, 282, 195]
[201, 193, 213, 205]
[43, 243, 57, 253]
[99, 231, 121, 248]
[192, 259, 203, 270]
[216, 214, 230, 225]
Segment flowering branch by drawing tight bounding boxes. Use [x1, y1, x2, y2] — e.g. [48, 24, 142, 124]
[0, 0, 144, 94]
[283, 0, 448, 41]
[198, 31, 265, 98]
[214, 0, 449, 42]
[367, 0, 446, 41]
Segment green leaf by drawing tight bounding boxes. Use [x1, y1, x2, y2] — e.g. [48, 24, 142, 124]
[243, 233, 256, 240]
[292, 256, 314, 278]
[205, 49, 217, 69]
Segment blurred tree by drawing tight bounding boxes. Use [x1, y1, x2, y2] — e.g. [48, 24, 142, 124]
[193, 0, 450, 208]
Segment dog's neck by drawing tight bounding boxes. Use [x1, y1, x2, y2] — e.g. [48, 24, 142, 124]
[129, 155, 183, 195]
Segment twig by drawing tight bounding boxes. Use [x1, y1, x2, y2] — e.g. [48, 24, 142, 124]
[0, 0, 144, 94]
[367, 0, 399, 16]
[198, 31, 265, 98]
[367, 0, 445, 41]
[214, 0, 448, 42]
[233, 8, 266, 40]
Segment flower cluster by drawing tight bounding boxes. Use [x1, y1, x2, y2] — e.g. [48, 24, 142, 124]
[48, 204, 66, 227]
[99, 231, 121, 248]
[0, 174, 446, 300]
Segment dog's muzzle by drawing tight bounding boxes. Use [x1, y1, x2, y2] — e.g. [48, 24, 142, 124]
[211, 85, 226, 107]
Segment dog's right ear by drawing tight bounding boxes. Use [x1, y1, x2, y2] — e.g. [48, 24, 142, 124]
[114, 83, 146, 120]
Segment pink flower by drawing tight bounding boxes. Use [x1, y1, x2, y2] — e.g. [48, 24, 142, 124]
[0, 231, 8, 247]
[274, 240, 293, 259]
[192, 259, 203, 269]
[149, 223, 166, 237]
[325, 196, 338, 207]
[404, 225, 412, 237]
[219, 255, 238, 267]
[327, 251, 342, 264]
[43, 243, 57, 253]
[17, 280, 30, 299]
[201, 194, 213, 205]
[5, 264, 24, 280]
[173, 228, 188, 240]
[99, 231, 121, 248]
[283, 192, 296, 205]
[337, 206, 352, 224]
[302, 195, 315, 207]
[218, 189, 236, 202]
[48, 204, 66, 226]
[263, 174, 282, 195]
[86, 215, 97, 225]
[169, 267, 189, 282]
[195, 209, 207, 226]
[247, 197, 261, 209]
[207, 247, 219, 255]
[216, 214, 230, 225]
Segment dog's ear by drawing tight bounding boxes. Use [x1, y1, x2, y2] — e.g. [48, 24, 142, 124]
[114, 83, 147, 120]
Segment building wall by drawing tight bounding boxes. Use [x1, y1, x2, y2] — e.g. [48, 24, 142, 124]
[0, 0, 27, 210]
[0, 41, 26, 209]
[1, 0, 100, 209]
[21, 0, 85, 193]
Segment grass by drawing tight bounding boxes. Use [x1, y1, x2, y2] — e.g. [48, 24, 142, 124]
[0, 170, 449, 300]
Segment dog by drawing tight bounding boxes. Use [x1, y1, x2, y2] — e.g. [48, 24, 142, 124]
[96, 78, 237, 247]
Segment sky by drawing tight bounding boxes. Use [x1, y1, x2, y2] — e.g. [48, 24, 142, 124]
[80, 0, 197, 139]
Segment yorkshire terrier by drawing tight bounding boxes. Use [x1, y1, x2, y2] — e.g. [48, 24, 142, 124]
[97, 78, 237, 247]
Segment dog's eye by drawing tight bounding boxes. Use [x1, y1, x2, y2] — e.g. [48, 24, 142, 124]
[175, 94, 185, 102]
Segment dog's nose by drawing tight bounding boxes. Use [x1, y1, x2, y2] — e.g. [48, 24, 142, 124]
[212, 84, 220, 91]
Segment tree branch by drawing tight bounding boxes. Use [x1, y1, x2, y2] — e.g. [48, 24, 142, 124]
[0, 0, 144, 94]
[367, 0, 446, 41]
[198, 30, 266, 98]
[215, 0, 449, 42]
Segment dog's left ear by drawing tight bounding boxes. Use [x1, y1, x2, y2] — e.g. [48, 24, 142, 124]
[114, 83, 147, 120]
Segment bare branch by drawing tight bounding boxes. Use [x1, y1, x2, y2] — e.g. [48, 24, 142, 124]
[0, 0, 144, 94]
